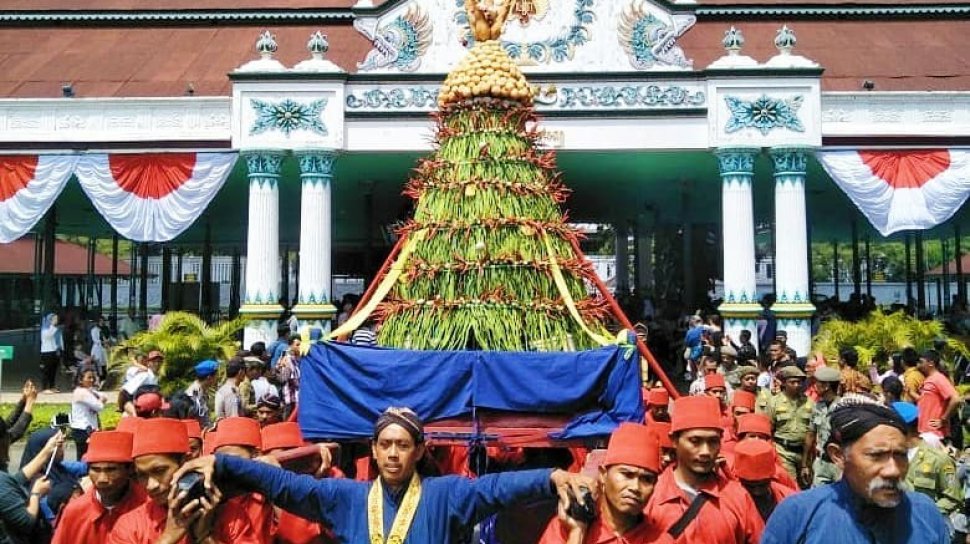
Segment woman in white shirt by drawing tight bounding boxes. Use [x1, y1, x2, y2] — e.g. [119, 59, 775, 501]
[89, 316, 109, 382]
[39, 313, 63, 393]
[70, 368, 107, 460]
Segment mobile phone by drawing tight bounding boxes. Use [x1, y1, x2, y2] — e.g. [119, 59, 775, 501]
[175, 471, 209, 504]
[566, 486, 597, 524]
[51, 413, 70, 429]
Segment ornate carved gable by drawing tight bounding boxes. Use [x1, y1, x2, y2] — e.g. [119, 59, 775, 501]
[354, 0, 696, 74]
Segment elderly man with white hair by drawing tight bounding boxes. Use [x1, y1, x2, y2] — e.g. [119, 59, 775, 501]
[762, 397, 949, 543]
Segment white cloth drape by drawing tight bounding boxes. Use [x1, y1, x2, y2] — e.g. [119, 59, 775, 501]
[0, 155, 77, 243]
[818, 149, 970, 236]
[74, 152, 236, 242]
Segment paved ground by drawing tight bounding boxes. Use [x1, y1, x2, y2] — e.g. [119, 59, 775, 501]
[2, 389, 116, 470]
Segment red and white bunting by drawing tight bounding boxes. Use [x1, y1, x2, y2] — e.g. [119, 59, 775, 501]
[0, 154, 77, 243]
[74, 152, 237, 242]
[818, 149, 970, 236]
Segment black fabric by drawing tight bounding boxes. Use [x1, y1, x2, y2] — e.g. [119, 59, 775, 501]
[374, 407, 425, 443]
[829, 402, 907, 447]
[667, 492, 709, 538]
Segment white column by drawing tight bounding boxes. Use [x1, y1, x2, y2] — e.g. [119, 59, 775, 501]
[770, 146, 816, 357]
[240, 150, 285, 348]
[716, 148, 762, 351]
[292, 150, 339, 332]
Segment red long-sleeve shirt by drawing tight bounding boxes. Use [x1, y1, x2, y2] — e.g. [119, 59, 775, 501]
[52, 484, 146, 544]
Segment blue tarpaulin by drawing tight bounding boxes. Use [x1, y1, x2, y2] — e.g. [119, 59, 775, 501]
[298, 341, 644, 441]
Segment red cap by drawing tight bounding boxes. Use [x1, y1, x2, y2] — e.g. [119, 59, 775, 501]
[735, 439, 776, 482]
[647, 387, 669, 406]
[602, 423, 659, 473]
[84, 431, 133, 464]
[670, 396, 722, 433]
[115, 417, 142, 434]
[211, 417, 262, 451]
[147, 350, 164, 361]
[203, 432, 218, 456]
[132, 418, 189, 458]
[183, 419, 202, 441]
[732, 390, 756, 411]
[705, 374, 726, 390]
[134, 392, 168, 414]
[737, 413, 773, 437]
[261, 422, 304, 452]
[648, 421, 673, 449]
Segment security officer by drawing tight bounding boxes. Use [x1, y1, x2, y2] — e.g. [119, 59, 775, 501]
[801, 366, 842, 487]
[892, 401, 962, 518]
[764, 366, 814, 482]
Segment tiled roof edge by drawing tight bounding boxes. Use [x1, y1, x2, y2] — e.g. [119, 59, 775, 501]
[693, 4, 970, 17]
[0, 9, 354, 23]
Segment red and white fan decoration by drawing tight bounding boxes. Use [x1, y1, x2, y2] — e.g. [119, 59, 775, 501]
[819, 149, 970, 236]
[0, 155, 77, 243]
[74, 152, 236, 242]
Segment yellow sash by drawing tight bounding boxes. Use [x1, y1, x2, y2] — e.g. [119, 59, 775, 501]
[367, 473, 422, 544]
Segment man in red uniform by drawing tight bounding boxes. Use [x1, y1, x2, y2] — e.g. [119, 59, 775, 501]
[915, 349, 960, 447]
[734, 439, 796, 523]
[647, 422, 675, 470]
[184, 419, 203, 461]
[731, 414, 798, 490]
[644, 388, 670, 425]
[52, 431, 145, 543]
[645, 396, 763, 543]
[261, 422, 335, 544]
[705, 374, 734, 432]
[721, 390, 757, 459]
[207, 417, 275, 544]
[108, 418, 218, 544]
[539, 423, 672, 544]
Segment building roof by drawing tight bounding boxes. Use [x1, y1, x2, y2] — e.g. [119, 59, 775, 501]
[0, 238, 132, 276]
[0, 0, 365, 9]
[682, 19, 970, 91]
[0, 15, 966, 98]
[927, 253, 970, 276]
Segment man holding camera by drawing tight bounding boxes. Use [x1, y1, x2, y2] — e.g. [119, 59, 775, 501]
[173, 406, 595, 544]
[109, 418, 221, 544]
[53, 431, 145, 543]
[538, 422, 671, 543]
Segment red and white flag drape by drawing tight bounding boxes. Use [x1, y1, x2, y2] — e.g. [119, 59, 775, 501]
[0, 155, 77, 243]
[74, 152, 236, 242]
[819, 149, 970, 236]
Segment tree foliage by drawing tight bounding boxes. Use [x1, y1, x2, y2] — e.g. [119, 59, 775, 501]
[812, 310, 970, 369]
[109, 311, 246, 394]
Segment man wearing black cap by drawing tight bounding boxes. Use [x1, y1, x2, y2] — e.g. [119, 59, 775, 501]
[762, 399, 949, 543]
[174, 406, 596, 544]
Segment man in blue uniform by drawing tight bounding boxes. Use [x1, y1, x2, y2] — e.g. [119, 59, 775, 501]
[172, 406, 596, 543]
[762, 399, 949, 543]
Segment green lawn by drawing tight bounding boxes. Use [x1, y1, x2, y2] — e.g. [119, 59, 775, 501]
[0, 403, 122, 436]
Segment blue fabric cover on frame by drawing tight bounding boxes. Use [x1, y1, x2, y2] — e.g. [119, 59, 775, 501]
[298, 341, 644, 441]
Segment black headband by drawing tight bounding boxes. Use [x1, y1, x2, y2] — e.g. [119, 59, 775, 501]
[374, 407, 424, 443]
[828, 399, 906, 447]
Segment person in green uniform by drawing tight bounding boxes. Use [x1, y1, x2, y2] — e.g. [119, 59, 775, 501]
[764, 366, 814, 483]
[892, 401, 962, 518]
[801, 366, 842, 488]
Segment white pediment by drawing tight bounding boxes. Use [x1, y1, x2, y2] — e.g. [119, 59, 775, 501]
[354, 0, 696, 74]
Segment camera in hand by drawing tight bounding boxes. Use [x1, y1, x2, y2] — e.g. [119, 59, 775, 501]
[566, 486, 597, 524]
[175, 471, 209, 504]
[51, 413, 70, 433]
